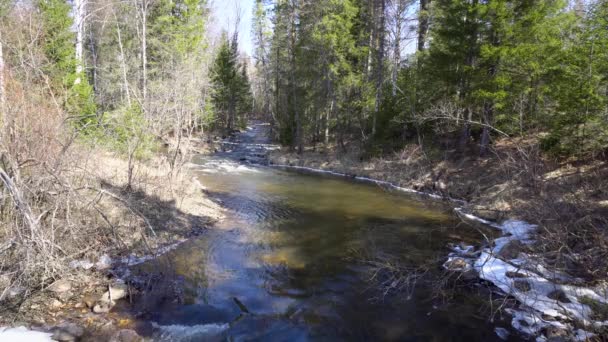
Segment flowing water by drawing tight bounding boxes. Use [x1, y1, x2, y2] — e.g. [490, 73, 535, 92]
[132, 123, 519, 341]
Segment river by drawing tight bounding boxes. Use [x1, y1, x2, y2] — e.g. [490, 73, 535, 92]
[129, 123, 520, 341]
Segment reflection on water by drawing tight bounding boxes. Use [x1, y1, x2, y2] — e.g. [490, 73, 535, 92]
[134, 129, 518, 341]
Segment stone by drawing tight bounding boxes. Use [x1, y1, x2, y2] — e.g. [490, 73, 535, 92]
[547, 290, 571, 303]
[444, 257, 470, 271]
[497, 240, 524, 260]
[505, 271, 527, 278]
[51, 330, 77, 341]
[111, 329, 143, 342]
[543, 325, 569, 342]
[98, 283, 129, 304]
[83, 294, 97, 308]
[93, 300, 114, 314]
[48, 279, 71, 293]
[50, 299, 63, 308]
[513, 280, 532, 292]
[51, 323, 84, 341]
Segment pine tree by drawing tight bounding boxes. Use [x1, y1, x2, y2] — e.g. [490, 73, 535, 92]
[210, 33, 251, 131]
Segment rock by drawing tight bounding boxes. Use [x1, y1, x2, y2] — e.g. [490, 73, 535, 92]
[51, 330, 77, 341]
[83, 294, 97, 308]
[98, 283, 129, 304]
[93, 300, 114, 314]
[497, 240, 524, 260]
[505, 271, 527, 278]
[543, 325, 569, 342]
[513, 280, 532, 292]
[50, 298, 63, 308]
[444, 257, 470, 271]
[51, 323, 84, 342]
[547, 290, 571, 303]
[48, 279, 71, 293]
[111, 329, 143, 342]
[93, 282, 128, 313]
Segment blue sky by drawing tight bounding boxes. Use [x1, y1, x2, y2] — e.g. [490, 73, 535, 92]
[211, 0, 256, 56]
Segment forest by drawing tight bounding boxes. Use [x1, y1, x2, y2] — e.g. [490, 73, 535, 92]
[0, 0, 608, 340]
[253, 0, 608, 158]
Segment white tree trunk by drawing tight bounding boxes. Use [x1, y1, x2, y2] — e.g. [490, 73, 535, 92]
[74, 0, 86, 84]
[140, 0, 148, 103]
[114, 14, 131, 107]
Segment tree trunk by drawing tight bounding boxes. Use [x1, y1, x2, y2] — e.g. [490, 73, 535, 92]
[74, 0, 85, 84]
[115, 16, 132, 107]
[289, 0, 302, 153]
[372, 0, 386, 137]
[391, 0, 405, 96]
[88, 28, 98, 94]
[417, 0, 430, 51]
[140, 0, 148, 104]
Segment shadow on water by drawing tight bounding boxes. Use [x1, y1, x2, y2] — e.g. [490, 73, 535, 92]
[123, 123, 523, 341]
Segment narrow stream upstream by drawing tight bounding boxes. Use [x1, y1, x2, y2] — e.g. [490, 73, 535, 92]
[132, 123, 520, 341]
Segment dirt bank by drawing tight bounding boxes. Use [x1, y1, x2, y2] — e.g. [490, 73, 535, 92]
[0, 140, 222, 341]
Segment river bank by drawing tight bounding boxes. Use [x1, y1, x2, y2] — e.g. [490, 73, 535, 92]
[0, 139, 224, 341]
[268, 138, 608, 340]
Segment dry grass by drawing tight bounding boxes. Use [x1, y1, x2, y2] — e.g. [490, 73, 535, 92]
[0, 74, 222, 320]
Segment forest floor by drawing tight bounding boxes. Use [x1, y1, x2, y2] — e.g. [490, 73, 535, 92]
[0, 138, 224, 341]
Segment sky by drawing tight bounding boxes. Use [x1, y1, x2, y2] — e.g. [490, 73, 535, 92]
[210, 0, 256, 57]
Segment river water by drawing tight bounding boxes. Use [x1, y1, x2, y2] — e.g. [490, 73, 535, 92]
[133, 123, 519, 341]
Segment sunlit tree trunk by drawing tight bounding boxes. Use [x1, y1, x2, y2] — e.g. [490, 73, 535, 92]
[74, 0, 86, 84]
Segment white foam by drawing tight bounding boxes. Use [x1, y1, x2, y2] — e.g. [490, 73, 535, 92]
[0, 327, 53, 341]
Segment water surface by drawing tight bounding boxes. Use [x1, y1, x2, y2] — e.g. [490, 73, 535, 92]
[135, 124, 517, 341]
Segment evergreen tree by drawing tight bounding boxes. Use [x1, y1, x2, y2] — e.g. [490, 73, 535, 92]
[38, 0, 96, 129]
[210, 33, 251, 131]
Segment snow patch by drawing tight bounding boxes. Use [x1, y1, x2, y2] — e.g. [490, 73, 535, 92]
[0, 327, 53, 342]
[463, 217, 608, 338]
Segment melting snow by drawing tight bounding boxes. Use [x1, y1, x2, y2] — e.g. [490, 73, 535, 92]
[0, 327, 53, 341]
